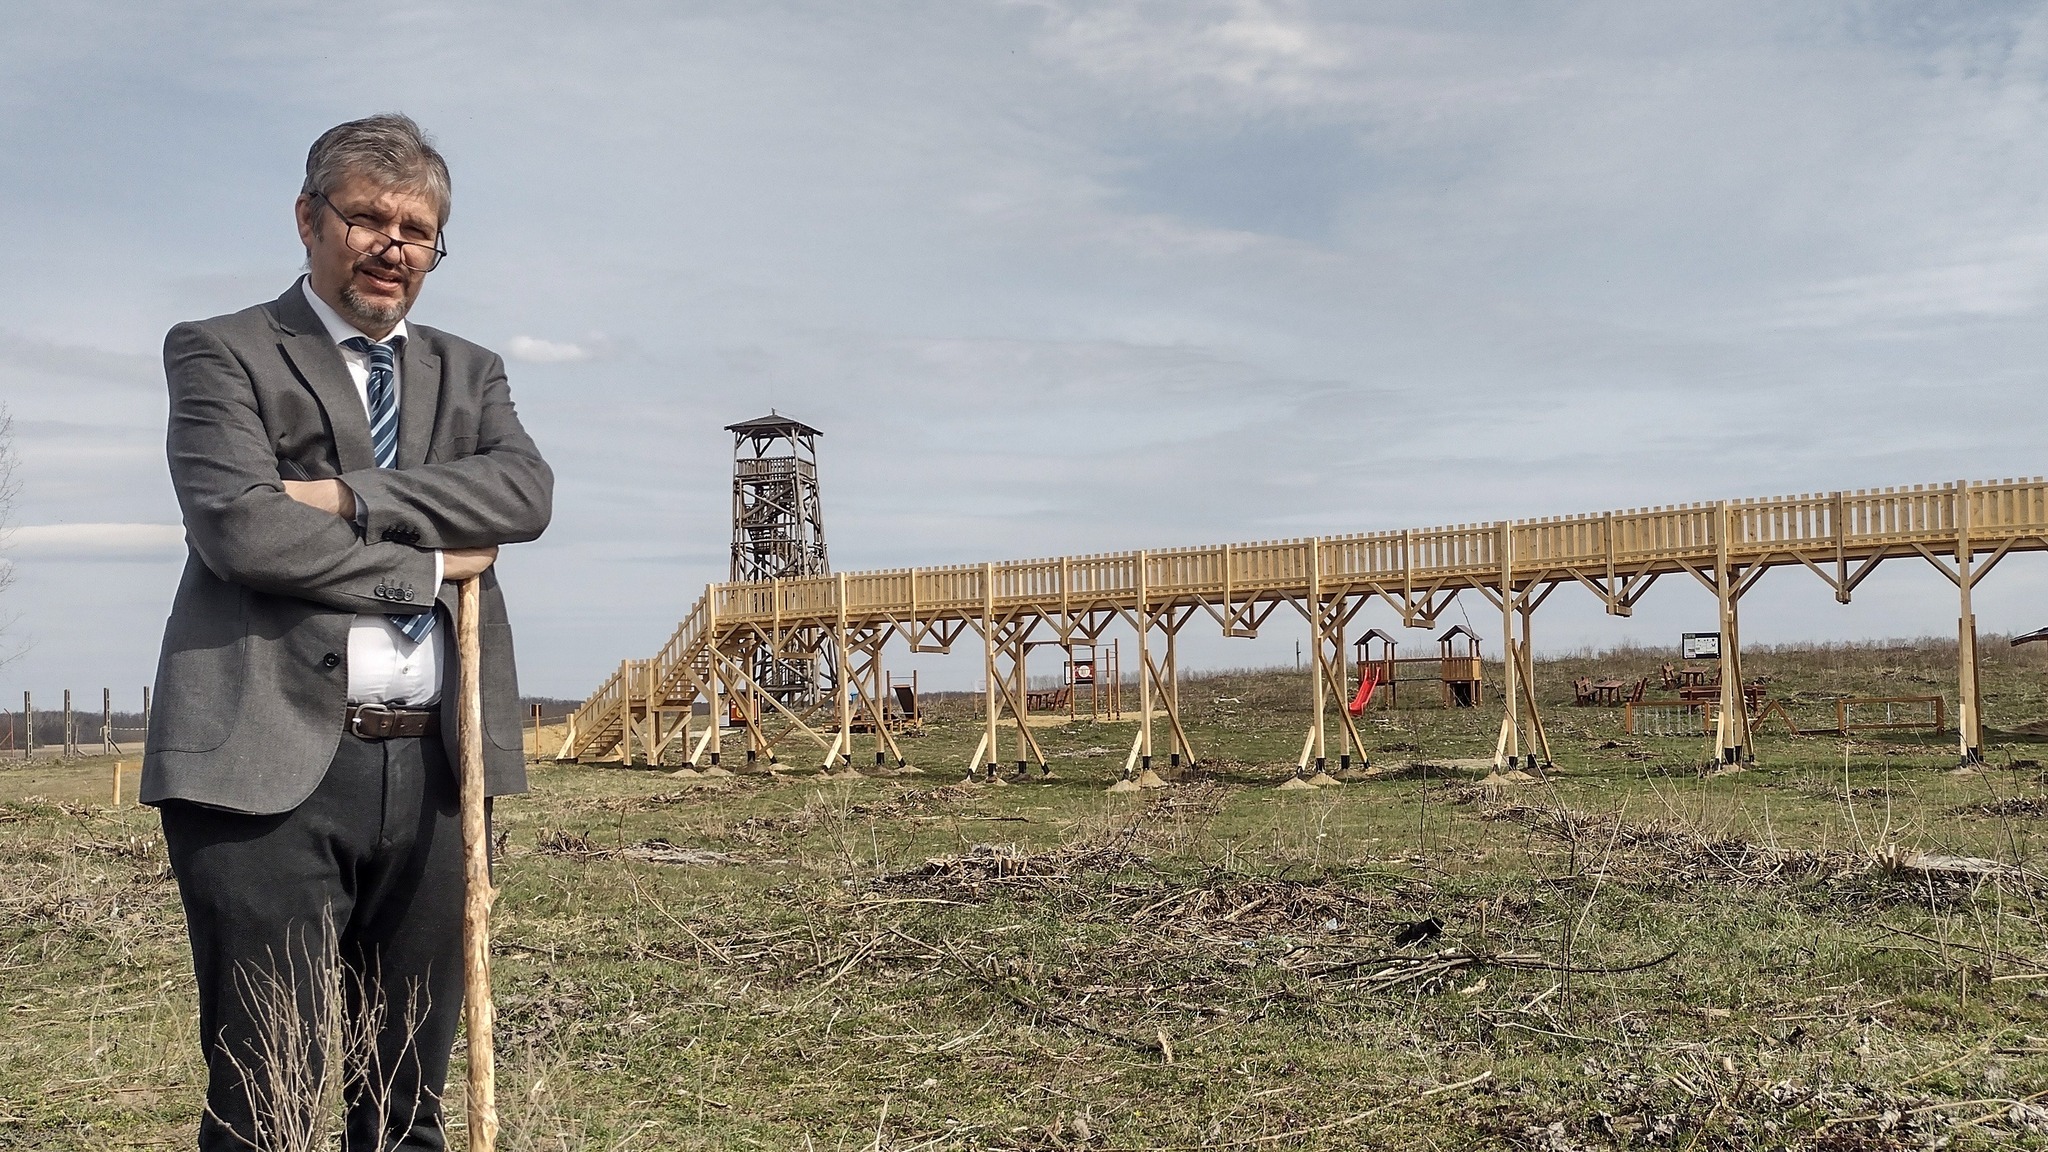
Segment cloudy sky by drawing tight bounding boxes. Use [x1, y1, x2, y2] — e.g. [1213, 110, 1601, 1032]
[5, 1, 2048, 703]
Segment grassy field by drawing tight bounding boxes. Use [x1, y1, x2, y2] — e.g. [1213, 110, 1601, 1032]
[8, 639, 2048, 1149]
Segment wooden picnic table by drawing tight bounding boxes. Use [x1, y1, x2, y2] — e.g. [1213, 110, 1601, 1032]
[1673, 666, 1717, 688]
[1590, 679, 1630, 705]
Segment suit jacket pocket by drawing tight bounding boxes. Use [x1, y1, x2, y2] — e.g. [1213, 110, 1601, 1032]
[149, 587, 248, 753]
[481, 621, 524, 752]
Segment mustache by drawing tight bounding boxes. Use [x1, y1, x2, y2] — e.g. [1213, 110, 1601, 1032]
[352, 257, 410, 279]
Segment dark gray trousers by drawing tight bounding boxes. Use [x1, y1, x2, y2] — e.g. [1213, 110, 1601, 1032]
[159, 732, 466, 1151]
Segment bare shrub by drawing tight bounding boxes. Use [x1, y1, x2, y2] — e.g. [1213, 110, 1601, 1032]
[212, 914, 428, 1151]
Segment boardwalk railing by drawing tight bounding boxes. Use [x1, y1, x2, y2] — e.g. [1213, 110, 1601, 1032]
[563, 478, 2048, 767]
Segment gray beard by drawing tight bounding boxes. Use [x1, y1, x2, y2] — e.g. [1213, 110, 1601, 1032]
[338, 282, 409, 330]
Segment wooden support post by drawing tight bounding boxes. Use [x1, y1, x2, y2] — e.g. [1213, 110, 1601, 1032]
[1334, 614, 1351, 772]
[705, 597, 722, 769]
[1136, 552, 1154, 778]
[21, 692, 29, 756]
[835, 574, 852, 772]
[613, 659, 632, 765]
[842, 630, 904, 769]
[1833, 491, 1851, 603]
[1956, 481, 1984, 763]
[1729, 586, 1751, 757]
[868, 634, 887, 765]
[1713, 502, 1753, 764]
[1305, 622, 1368, 781]
[142, 687, 151, 748]
[1515, 605, 1552, 769]
[981, 563, 999, 781]
[1309, 540, 1327, 775]
[739, 643, 765, 764]
[1495, 522, 1522, 770]
[1164, 620, 1182, 767]
[1164, 614, 1196, 768]
[102, 689, 112, 755]
[1013, 636, 1030, 776]
[63, 690, 74, 758]
[645, 662, 663, 765]
[873, 640, 901, 767]
[1514, 637, 1554, 768]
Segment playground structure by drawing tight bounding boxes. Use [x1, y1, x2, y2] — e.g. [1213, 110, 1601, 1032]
[561, 478, 2048, 780]
[1350, 626, 1485, 711]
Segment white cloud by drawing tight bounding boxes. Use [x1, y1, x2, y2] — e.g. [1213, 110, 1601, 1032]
[506, 336, 593, 363]
[1773, 236, 2048, 330]
[8, 523, 184, 560]
[1030, 0, 1354, 107]
[10, 1, 2048, 697]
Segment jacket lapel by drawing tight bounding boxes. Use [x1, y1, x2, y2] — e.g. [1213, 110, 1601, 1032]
[273, 281, 377, 473]
[398, 338, 442, 468]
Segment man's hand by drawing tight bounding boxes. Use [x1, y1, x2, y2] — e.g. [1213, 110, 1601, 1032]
[283, 478, 357, 520]
[443, 546, 498, 582]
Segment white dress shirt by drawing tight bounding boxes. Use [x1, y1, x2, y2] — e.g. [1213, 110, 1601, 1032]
[300, 280, 445, 706]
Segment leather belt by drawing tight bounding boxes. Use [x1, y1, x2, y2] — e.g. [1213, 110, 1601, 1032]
[346, 703, 441, 740]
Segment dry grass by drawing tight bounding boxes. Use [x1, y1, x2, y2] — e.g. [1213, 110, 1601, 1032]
[9, 639, 2048, 1148]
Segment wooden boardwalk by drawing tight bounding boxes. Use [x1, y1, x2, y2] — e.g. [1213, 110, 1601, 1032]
[559, 478, 2048, 775]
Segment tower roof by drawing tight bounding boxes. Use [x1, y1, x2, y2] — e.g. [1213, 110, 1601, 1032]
[726, 411, 822, 438]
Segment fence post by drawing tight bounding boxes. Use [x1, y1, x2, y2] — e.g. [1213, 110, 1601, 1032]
[64, 690, 74, 758]
[102, 688, 113, 755]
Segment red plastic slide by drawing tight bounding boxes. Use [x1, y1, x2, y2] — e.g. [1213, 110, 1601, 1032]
[1347, 667, 1382, 716]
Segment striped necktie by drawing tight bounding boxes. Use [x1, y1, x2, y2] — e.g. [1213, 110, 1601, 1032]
[344, 336, 435, 645]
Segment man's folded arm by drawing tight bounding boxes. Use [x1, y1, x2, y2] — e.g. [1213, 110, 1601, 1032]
[166, 322, 439, 612]
[340, 353, 553, 550]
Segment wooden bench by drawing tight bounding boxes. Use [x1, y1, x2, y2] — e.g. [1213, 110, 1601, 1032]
[1025, 685, 1072, 713]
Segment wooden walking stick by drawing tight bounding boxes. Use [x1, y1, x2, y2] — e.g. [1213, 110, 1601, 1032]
[457, 576, 498, 1150]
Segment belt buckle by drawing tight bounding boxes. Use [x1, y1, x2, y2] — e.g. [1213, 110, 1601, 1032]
[351, 703, 397, 739]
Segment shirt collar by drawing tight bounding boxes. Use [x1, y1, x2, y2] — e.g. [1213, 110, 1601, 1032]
[300, 277, 410, 349]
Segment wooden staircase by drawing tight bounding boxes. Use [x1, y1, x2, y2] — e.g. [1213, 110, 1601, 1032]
[558, 592, 716, 761]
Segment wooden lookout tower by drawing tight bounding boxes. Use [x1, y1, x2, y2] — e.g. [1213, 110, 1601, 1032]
[728, 412, 831, 704]
[729, 412, 828, 583]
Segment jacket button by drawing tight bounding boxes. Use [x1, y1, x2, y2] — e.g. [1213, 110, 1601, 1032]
[321, 652, 342, 669]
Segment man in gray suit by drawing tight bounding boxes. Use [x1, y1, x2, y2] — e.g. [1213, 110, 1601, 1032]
[146, 114, 552, 1150]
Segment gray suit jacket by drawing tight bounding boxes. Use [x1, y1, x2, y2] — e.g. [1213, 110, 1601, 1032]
[142, 280, 553, 814]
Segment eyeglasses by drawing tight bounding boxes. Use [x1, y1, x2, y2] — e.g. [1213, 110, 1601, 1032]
[313, 193, 448, 272]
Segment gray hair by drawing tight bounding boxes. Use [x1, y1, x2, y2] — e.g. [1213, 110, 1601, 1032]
[301, 113, 452, 226]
